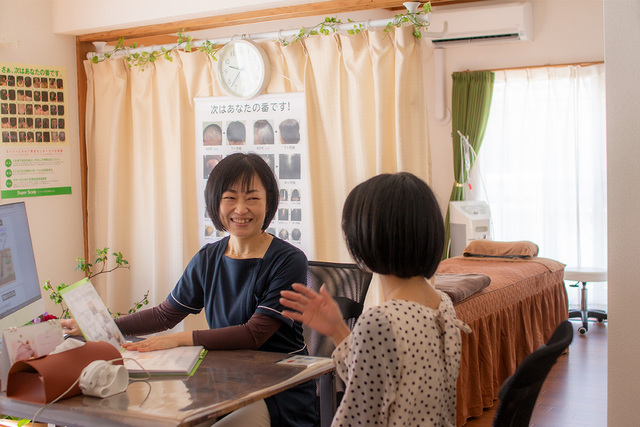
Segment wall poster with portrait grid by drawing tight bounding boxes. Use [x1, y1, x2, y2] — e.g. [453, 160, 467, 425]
[0, 63, 72, 199]
[194, 92, 310, 257]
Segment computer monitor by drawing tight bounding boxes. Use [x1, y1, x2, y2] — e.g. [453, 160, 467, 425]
[0, 202, 44, 333]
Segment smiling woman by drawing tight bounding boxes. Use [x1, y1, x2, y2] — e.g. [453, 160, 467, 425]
[205, 153, 278, 251]
[61, 153, 317, 427]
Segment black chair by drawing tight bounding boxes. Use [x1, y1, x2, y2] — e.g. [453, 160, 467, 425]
[493, 320, 574, 427]
[304, 261, 373, 358]
[304, 261, 373, 427]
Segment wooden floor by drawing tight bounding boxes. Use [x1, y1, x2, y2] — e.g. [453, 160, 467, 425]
[464, 319, 607, 427]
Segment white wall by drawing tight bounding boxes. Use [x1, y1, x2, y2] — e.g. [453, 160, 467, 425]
[52, 0, 341, 35]
[0, 0, 85, 315]
[605, 0, 640, 424]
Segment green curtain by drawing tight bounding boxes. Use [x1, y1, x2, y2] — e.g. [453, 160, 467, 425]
[443, 71, 495, 258]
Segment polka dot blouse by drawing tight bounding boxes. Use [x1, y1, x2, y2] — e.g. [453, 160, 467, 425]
[331, 291, 471, 426]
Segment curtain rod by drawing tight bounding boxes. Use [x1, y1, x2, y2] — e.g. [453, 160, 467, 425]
[86, 4, 449, 60]
[460, 60, 604, 73]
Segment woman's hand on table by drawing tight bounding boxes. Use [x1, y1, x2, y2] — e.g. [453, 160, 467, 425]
[122, 331, 193, 352]
[281, 283, 351, 347]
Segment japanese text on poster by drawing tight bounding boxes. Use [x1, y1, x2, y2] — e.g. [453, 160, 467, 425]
[194, 93, 310, 256]
[1, 62, 72, 199]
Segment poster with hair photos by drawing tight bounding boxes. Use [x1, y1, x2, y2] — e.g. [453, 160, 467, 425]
[194, 93, 310, 256]
[1, 62, 71, 199]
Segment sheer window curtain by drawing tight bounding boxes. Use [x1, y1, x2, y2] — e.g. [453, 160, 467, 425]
[476, 64, 607, 309]
[83, 26, 432, 319]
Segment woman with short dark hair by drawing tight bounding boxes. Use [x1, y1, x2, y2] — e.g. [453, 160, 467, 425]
[63, 153, 316, 427]
[281, 172, 470, 427]
[205, 153, 279, 231]
[341, 172, 445, 279]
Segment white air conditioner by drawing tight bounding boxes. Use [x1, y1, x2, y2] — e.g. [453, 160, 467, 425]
[429, 2, 533, 47]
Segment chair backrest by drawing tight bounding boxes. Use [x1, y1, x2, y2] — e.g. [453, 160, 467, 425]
[304, 261, 373, 358]
[492, 320, 574, 427]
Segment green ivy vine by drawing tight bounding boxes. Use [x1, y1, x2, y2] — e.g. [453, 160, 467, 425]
[90, 2, 432, 68]
[385, 1, 432, 38]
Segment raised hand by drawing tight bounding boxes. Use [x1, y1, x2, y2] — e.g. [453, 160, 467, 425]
[280, 283, 351, 346]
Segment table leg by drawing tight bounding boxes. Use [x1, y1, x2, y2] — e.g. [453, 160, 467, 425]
[318, 371, 336, 427]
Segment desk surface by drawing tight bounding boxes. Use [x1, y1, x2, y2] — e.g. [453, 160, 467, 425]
[0, 350, 333, 427]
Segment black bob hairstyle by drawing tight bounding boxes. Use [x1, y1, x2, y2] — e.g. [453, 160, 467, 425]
[341, 172, 445, 279]
[205, 153, 279, 232]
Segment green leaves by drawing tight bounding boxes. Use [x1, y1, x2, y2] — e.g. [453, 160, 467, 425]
[42, 280, 69, 318]
[42, 248, 145, 320]
[111, 291, 150, 318]
[385, 1, 432, 37]
[347, 23, 365, 36]
[113, 251, 129, 267]
[197, 40, 219, 59]
[43, 280, 67, 305]
[289, 16, 342, 44]
[92, 3, 432, 67]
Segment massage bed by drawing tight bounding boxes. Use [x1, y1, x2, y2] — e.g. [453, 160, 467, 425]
[436, 241, 568, 426]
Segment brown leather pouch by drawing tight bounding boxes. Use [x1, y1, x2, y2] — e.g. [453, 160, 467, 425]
[6, 341, 123, 403]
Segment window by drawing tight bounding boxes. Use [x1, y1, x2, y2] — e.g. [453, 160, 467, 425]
[476, 64, 607, 309]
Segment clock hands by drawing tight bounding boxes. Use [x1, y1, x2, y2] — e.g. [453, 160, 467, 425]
[230, 71, 241, 88]
[226, 63, 245, 89]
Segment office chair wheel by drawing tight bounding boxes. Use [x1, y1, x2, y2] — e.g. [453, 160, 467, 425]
[578, 326, 587, 335]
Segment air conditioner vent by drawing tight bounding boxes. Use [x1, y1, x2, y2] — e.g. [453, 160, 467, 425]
[432, 33, 521, 47]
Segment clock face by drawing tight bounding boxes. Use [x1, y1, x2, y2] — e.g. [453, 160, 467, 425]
[216, 40, 270, 99]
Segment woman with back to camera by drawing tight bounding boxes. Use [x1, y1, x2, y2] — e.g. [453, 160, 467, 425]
[281, 172, 471, 427]
[62, 153, 316, 427]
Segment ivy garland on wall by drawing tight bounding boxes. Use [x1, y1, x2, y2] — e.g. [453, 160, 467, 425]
[91, 2, 432, 69]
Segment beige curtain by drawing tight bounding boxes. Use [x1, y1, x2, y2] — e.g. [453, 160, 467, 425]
[84, 26, 431, 318]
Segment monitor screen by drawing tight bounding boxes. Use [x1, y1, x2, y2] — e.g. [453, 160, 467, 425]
[0, 202, 44, 331]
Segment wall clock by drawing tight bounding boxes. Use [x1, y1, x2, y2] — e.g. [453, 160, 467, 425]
[216, 40, 271, 99]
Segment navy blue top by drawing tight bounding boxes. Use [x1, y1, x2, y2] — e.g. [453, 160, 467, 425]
[167, 235, 316, 426]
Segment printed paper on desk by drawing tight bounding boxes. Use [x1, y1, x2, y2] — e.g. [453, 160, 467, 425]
[277, 355, 331, 367]
[60, 277, 206, 376]
[59, 278, 126, 350]
[1, 320, 64, 392]
[2, 320, 64, 365]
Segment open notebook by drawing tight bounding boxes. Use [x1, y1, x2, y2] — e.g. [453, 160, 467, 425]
[60, 278, 205, 376]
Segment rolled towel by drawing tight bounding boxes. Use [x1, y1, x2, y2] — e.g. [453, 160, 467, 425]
[463, 240, 539, 259]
